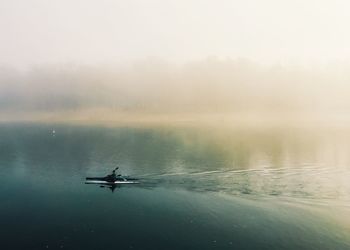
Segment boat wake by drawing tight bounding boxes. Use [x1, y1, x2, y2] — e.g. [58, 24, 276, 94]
[136, 166, 350, 206]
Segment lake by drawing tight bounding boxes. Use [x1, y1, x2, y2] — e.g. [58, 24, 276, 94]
[1, 123, 350, 250]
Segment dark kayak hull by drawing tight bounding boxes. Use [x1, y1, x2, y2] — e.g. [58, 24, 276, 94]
[86, 177, 106, 181]
[85, 176, 139, 181]
[85, 180, 139, 184]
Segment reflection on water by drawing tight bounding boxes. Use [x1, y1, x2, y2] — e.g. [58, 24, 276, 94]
[2, 123, 349, 202]
[1, 123, 350, 249]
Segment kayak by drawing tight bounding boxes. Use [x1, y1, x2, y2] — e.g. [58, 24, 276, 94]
[85, 180, 139, 184]
[85, 168, 139, 192]
[85, 176, 139, 184]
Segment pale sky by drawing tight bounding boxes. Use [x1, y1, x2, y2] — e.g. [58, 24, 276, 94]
[1, 0, 349, 68]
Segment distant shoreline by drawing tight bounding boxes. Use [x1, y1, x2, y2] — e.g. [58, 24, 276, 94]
[1, 110, 350, 129]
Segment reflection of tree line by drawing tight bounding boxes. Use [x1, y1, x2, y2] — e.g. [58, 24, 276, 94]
[0, 125, 321, 174]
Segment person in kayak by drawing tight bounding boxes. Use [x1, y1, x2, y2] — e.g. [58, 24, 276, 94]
[105, 167, 119, 182]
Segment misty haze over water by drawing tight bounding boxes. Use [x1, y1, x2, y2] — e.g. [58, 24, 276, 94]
[2, 1, 350, 249]
[1, 59, 350, 124]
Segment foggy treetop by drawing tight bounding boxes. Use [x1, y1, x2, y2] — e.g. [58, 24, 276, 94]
[1, 59, 350, 116]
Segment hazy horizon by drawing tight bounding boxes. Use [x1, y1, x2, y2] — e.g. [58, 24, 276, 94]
[1, 58, 350, 125]
[2, 0, 350, 124]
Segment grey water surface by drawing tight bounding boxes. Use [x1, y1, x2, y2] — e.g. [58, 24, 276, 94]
[1, 123, 350, 250]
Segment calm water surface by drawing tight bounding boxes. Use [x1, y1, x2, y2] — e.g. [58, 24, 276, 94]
[1, 123, 350, 250]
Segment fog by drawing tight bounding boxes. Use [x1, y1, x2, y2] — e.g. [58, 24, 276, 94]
[1, 1, 350, 123]
[2, 1, 350, 68]
[1, 58, 350, 124]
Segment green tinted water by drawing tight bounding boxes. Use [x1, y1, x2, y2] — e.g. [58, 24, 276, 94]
[1, 123, 350, 249]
